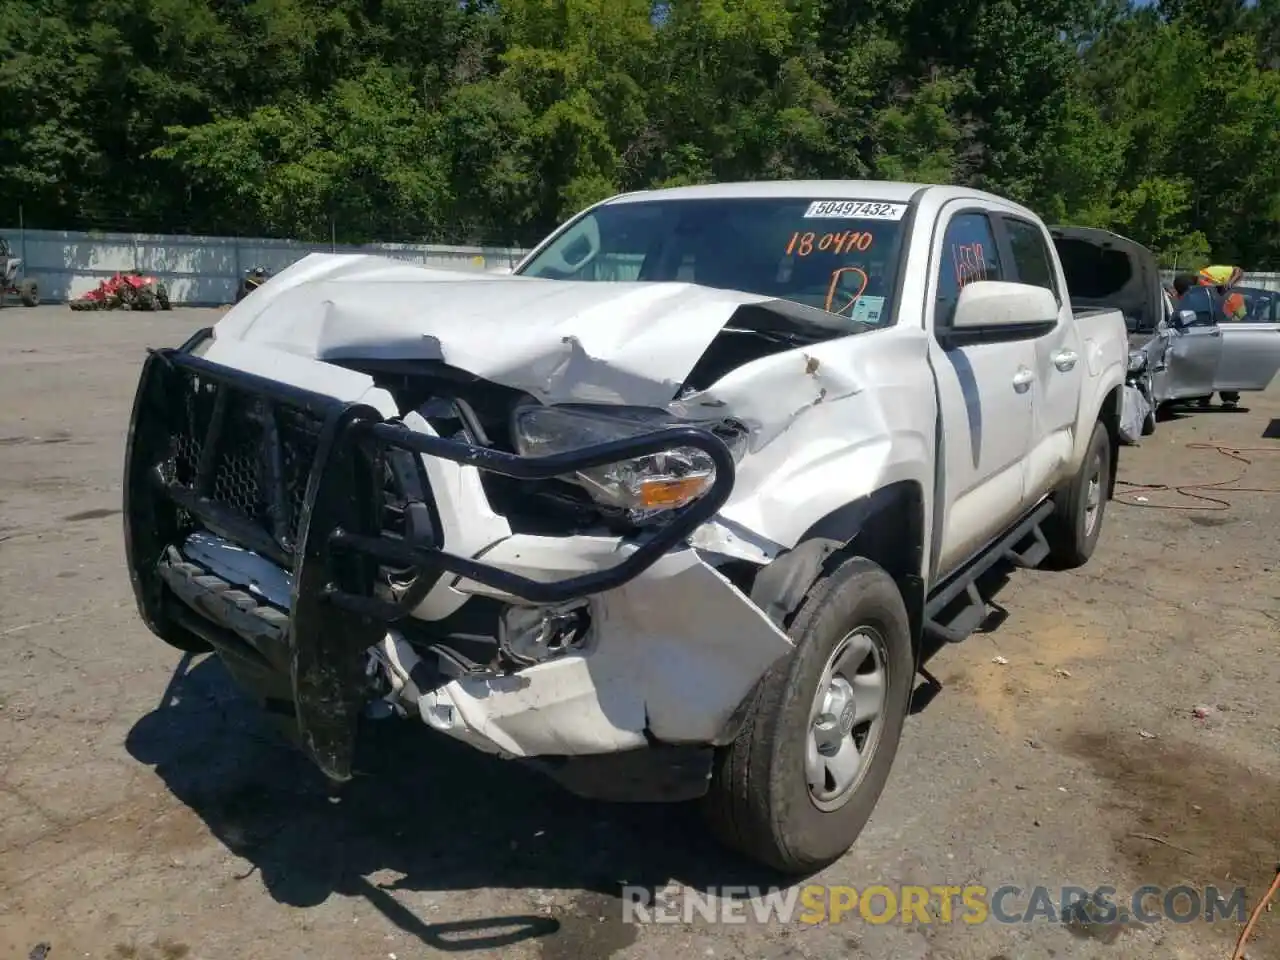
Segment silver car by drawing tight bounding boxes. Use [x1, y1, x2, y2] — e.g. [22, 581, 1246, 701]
[1050, 226, 1280, 434]
[1147, 283, 1280, 411]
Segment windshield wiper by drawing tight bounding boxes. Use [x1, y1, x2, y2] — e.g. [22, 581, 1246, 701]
[722, 326, 820, 346]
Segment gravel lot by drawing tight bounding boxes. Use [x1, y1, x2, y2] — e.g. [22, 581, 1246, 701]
[2, 306, 1277, 960]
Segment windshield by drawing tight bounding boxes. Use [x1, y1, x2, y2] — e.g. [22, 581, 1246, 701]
[516, 197, 909, 329]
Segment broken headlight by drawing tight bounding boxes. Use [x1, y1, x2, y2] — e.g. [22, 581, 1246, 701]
[1127, 350, 1147, 373]
[510, 403, 745, 521]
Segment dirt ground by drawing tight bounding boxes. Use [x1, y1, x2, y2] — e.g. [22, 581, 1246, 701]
[1, 306, 1277, 960]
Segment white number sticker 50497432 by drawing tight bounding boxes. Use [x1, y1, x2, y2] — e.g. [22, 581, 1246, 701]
[803, 200, 908, 220]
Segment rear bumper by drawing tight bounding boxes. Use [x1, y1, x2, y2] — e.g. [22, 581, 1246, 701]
[124, 330, 791, 782]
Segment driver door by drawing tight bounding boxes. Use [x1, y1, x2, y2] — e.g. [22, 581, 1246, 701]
[927, 207, 1036, 577]
[1163, 287, 1224, 400]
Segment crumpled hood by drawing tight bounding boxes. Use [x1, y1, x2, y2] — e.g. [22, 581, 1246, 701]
[213, 252, 774, 406]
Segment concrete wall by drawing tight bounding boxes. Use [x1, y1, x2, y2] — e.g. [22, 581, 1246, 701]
[3, 225, 1278, 304]
[0, 227, 532, 305]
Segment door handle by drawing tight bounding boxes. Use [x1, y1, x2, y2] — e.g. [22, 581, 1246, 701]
[1012, 367, 1035, 390]
[1209, 328, 1222, 337]
[1051, 349, 1078, 371]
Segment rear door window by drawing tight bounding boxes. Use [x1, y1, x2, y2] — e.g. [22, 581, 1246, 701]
[1003, 218, 1058, 298]
[1228, 287, 1277, 324]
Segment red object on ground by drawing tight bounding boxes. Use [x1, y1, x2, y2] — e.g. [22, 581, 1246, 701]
[68, 271, 169, 310]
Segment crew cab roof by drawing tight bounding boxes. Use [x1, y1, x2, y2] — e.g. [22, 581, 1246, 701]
[599, 180, 1028, 211]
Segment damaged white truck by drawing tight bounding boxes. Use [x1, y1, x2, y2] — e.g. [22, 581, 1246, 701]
[124, 181, 1127, 873]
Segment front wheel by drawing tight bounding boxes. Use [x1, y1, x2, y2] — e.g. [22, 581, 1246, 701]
[18, 279, 38, 306]
[702, 556, 914, 874]
[1045, 419, 1112, 568]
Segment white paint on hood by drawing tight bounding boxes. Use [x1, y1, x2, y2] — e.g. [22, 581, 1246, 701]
[202, 252, 931, 566]
[213, 252, 774, 406]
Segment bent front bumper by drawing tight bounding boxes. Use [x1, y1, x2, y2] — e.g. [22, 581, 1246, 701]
[123, 329, 791, 783]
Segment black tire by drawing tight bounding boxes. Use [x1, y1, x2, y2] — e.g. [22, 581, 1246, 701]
[18, 279, 38, 307]
[135, 287, 158, 311]
[156, 283, 171, 310]
[1045, 419, 1111, 568]
[703, 556, 914, 874]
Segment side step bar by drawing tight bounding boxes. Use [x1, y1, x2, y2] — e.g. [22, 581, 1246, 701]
[922, 499, 1056, 646]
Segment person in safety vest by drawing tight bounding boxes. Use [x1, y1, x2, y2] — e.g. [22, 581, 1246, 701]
[1198, 264, 1242, 287]
[1220, 288, 1247, 322]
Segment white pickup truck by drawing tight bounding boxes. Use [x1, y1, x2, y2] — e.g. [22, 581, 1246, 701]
[123, 181, 1127, 873]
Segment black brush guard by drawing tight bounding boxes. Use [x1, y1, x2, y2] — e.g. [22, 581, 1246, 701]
[123, 329, 736, 781]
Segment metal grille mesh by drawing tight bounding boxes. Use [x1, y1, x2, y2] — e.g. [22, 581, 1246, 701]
[159, 378, 322, 550]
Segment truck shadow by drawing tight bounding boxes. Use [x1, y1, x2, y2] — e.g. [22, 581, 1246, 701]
[125, 654, 794, 954]
[127, 553, 1030, 952]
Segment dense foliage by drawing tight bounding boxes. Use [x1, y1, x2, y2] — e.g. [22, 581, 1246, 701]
[3, 0, 1279, 265]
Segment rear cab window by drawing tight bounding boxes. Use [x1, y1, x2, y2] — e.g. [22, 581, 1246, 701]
[517, 196, 912, 332]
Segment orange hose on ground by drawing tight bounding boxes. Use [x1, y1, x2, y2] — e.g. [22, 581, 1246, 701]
[1231, 866, 1280, 960]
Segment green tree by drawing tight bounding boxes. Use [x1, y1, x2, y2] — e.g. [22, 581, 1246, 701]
[3, 0, 1280, 266]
